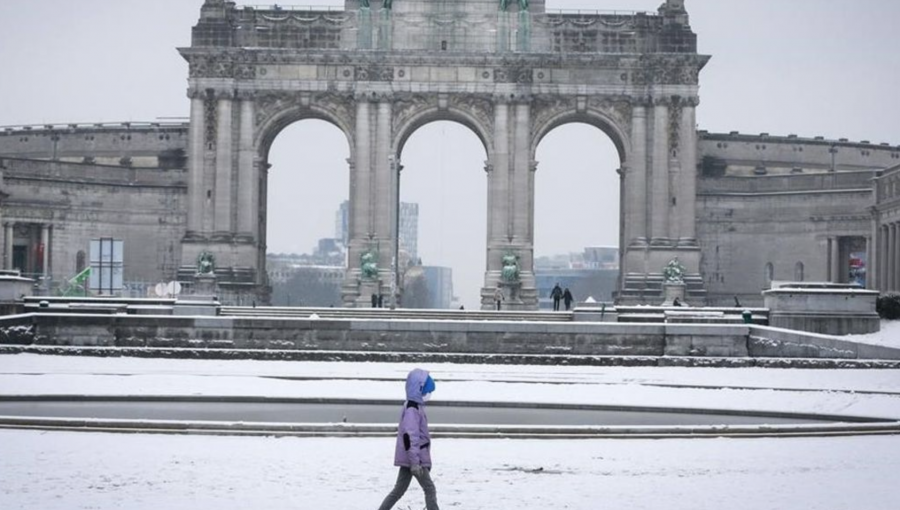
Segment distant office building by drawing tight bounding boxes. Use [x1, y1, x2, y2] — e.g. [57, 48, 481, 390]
[399, 202, 419, 263]
[335, 201, 350, 246]
[423, 266, 453, 309]
[335, 200, 418, 263]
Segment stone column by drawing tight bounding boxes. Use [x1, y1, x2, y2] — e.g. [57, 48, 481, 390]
[375, 99, 394, 243]
[881, 223, 897, 291]
[236, 94, 257, 241]
[512, 99, 531, 243]
[627, 104, 648, 247]
[41, 224, 50, 278]
[677, 98, 699, 246]
[213, 93, 235, 237]
[829, 236, 841, 283]
[893, 223, 899, 291]
[3, 223, 12, 270]
[487, 98, 510, 268]
[187, 91, 207, 235]
[883, 225, 888, 291]
[866, 235, 873, 290]
[354, 96, 372, 239]
[650, 99, 670, 245]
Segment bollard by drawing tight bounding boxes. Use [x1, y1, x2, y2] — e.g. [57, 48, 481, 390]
[742, 309, 752, 324]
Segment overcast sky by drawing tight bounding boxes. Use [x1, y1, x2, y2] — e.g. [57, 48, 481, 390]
[1, 0, 898, 307]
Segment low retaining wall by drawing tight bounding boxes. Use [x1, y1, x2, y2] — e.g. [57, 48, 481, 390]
[1, 314, 897, 361]
[749, 326, 900, 360]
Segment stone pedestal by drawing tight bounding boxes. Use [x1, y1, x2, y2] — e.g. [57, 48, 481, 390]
[763, 282, 880, 335]
[359, 280, 383, 308]
[661, 282, 686, 306]
[193, 274, 218, 300]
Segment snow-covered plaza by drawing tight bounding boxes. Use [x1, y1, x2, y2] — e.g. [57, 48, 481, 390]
[2, 330, 900, 510]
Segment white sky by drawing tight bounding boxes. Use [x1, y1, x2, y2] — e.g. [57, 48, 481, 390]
[1, 0, 898, 307]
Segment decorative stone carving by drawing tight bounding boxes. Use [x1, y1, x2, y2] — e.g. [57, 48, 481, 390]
[203, 90, 217, 148]
[450, 95, 494, 136]
[391, 94, 434, 133]
[253, 91, 356, 139]
[668, 96, 683, 155]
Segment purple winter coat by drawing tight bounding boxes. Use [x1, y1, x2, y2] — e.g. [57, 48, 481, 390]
[393, 368, 433, 468]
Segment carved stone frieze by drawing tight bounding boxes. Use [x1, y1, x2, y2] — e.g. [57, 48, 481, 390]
[355, 65, 394, 82]
[188, 52, 259, 80]
[252, 91, 355, 138]
[668, 97, 684, 154]
[493, 67, 534, 84]
[588, 97, 633, 132]
[530, 95, 576, 138]
[631, 55, 702, 86]
[449, 95, 494, 136]
[391, 94, 435, 134]
[203, 90, 218, 148]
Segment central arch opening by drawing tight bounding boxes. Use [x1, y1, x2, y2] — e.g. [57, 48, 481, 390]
[534, 122, 621, 309]
[264, 119, 350, 307]
[398, 121, 488, 309]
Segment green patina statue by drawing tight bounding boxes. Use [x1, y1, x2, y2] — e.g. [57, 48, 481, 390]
[500, 0, 529, 11]
[662, 257, 686, 283]
[196, 251, 216, 276]
[361, 250, 379, 280]
[359, 0, 369, 8]
[383, 0, 392, 10]
[500, 252, 520, 283]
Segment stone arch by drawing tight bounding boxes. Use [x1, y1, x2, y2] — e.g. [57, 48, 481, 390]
[393, 105, 493, 159]
[255, 101, 355, 162]
[530, 107, 631, 164]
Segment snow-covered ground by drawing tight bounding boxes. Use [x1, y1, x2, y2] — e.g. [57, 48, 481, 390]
[1, 354, 900, 509]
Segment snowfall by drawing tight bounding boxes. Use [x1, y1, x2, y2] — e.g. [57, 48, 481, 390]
[1, 321, 899, 510]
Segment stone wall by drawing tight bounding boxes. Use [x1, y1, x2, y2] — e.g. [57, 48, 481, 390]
[6, 313, 899, 361]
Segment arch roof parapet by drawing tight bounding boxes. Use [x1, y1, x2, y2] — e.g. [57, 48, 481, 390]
[0, 122, 190, 136]
[189, 0, 701, 55]
[699, 131, 900, 151]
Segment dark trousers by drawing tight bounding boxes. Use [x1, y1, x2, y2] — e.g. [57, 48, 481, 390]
[378, 467, 439, 510]
[553, 298, 561, 311]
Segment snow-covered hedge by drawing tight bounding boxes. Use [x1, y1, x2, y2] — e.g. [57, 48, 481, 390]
[876, 293, 900, 321]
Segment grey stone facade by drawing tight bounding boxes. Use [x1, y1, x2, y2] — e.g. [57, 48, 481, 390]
[0, 0, 897, 307]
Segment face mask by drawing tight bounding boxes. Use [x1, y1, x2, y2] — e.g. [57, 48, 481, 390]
[423, 393, 432, 402]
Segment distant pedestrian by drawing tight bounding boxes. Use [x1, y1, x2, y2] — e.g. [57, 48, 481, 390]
[673, 297, 683, 307]
[493, 287, 504, 311]
[372, 293, 379, 308]
[550, 283, 563, 311]
[378, 294, 384, 308]
[378, 369, 439, 510]
[733, 295, 742, 308]
[562, 288, 574, 311]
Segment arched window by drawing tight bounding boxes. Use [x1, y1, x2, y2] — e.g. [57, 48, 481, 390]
[765, 263, 774, 286]
[794, 261, 805, 282]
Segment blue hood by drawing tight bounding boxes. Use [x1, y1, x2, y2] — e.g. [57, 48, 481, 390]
[405, 368, 431, 404]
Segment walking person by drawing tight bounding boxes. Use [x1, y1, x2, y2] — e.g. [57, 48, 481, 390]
[378, 369, 440, 510]
[562, 287, 574, 311]
[493, 286, 504, 311]
[550, 283, 563, 311]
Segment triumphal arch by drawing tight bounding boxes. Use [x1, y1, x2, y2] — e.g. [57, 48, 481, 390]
[180, 0, 708, 308]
